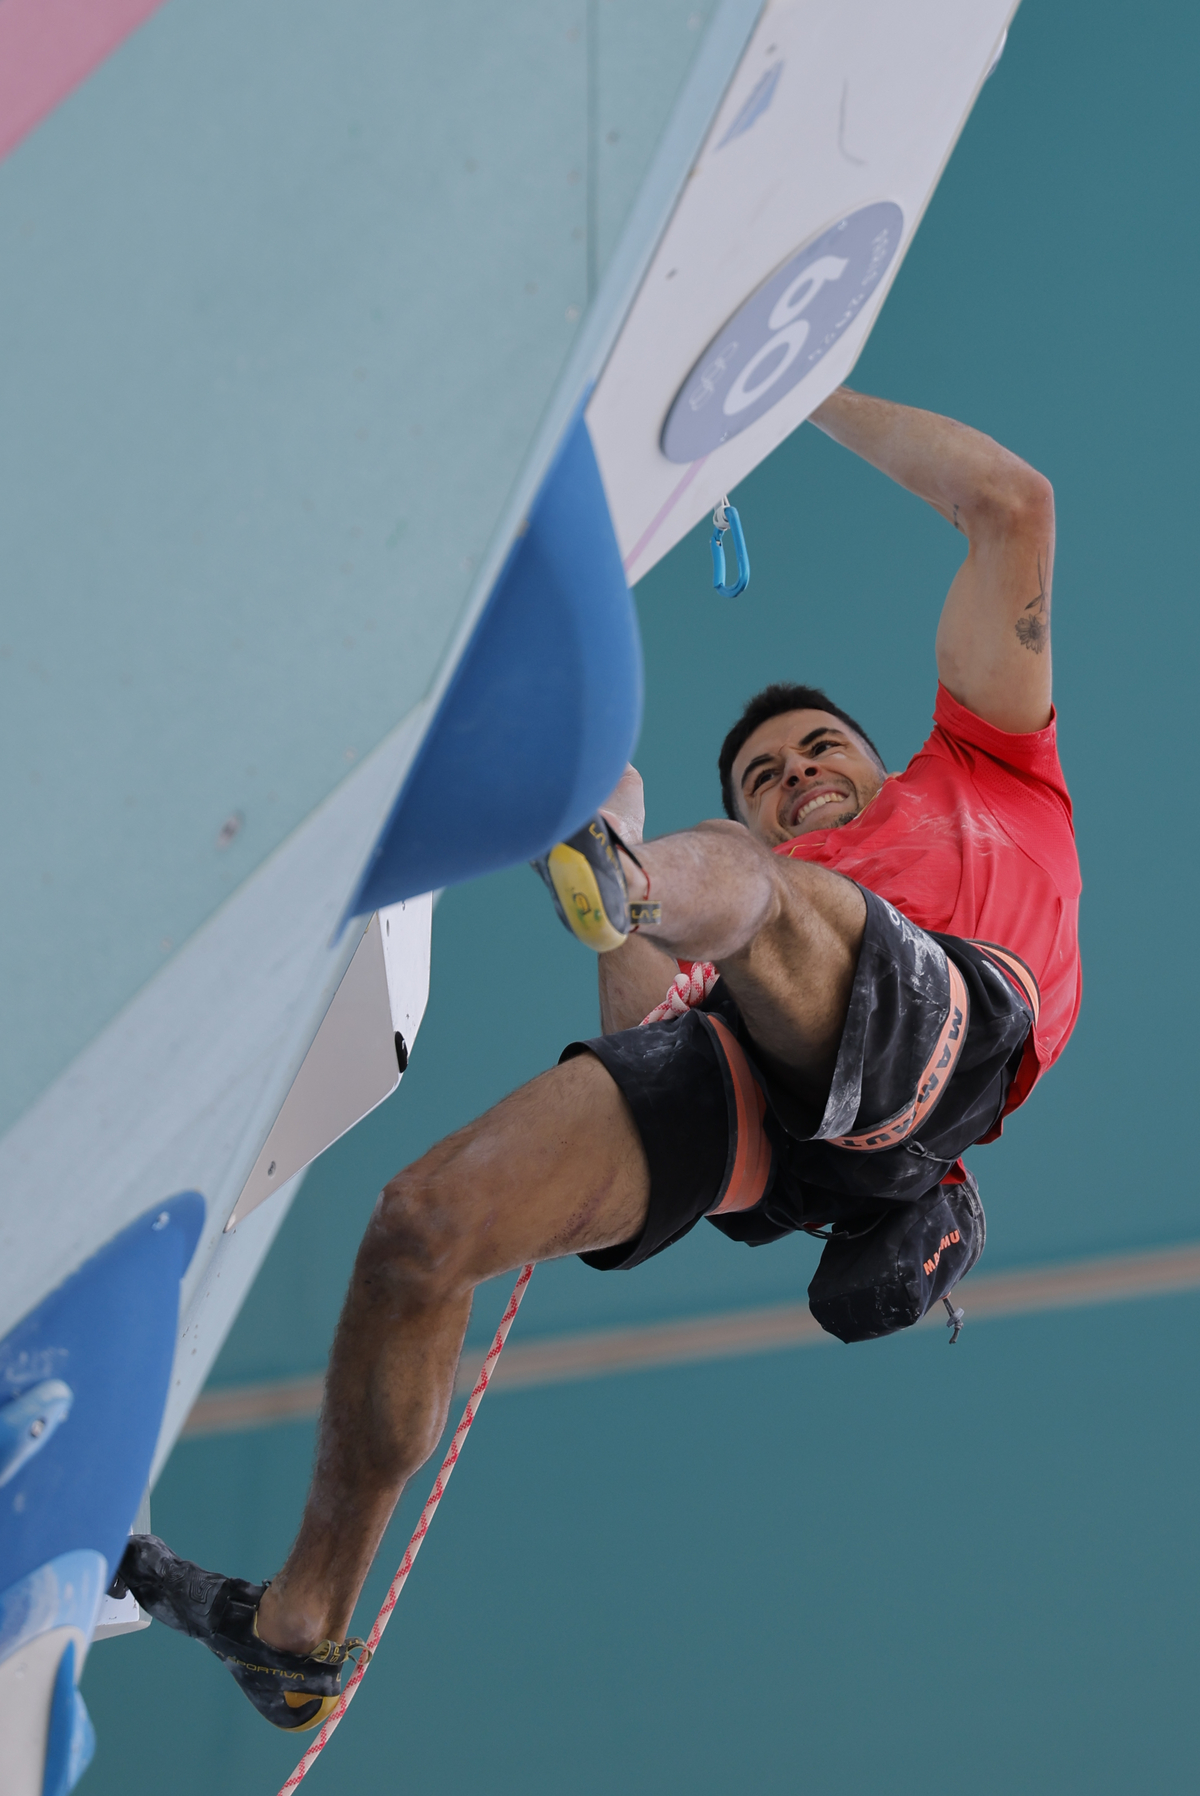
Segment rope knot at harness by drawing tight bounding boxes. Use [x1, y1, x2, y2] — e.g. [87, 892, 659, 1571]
[640, 961, 719, 1025]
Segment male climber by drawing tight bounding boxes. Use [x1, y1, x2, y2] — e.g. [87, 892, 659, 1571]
[119, 386, 1081, 1729]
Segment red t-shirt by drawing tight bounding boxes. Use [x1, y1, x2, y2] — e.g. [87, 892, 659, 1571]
[773, 683, 1081, 1124]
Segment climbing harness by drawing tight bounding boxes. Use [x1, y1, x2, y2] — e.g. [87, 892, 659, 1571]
[642, 965, 975, 1346]
[710, 496, 750, 598]
[276, 1263, 535, 1793]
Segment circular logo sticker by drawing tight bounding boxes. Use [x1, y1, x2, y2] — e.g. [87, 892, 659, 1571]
[660, 201, 904, 464]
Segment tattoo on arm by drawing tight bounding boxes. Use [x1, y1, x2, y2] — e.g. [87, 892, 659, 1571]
[952, 503, 961, 533]
[1015, 554, 1050, 654]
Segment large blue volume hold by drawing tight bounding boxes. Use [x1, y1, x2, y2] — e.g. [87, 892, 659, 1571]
[349, 406, 642, 916]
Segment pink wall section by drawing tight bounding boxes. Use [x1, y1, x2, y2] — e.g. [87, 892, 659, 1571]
[0, 0, 168, 162]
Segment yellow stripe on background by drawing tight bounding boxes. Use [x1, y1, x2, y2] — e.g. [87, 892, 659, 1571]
[182, 1240, 1200, 1439]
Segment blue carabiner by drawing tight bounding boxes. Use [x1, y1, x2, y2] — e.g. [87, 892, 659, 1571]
[710, 497, 750, 598]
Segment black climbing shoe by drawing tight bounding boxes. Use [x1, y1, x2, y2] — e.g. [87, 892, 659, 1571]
[532, 815, 658, 952]
[117, 1535, 367, 1732]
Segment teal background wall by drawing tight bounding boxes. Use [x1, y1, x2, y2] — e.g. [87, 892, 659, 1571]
[34, 0, 1200, 1786]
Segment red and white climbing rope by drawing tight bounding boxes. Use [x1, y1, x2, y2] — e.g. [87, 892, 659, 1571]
[640, 959, 718, 1024]
[276, 1261, 535, 1793]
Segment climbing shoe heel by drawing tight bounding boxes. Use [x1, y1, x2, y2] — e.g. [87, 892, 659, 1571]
[533, 816, 631, 953]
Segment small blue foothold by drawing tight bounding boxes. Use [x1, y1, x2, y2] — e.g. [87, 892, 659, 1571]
[42, 1640, 96, 1796]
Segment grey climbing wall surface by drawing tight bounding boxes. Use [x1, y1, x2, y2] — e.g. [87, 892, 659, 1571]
[0, 0, 715, 1136]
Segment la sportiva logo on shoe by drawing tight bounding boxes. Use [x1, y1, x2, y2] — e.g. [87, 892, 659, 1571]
[225, 1656, 309, 1681]
[587, 821, 617, 865]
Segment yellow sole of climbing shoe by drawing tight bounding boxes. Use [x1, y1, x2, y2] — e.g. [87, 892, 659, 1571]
[544, 841, 628, 953]
[282, 1691, 343, 1731]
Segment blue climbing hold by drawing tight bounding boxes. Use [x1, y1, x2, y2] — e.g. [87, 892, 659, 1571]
[42, 1639, 95, 1796]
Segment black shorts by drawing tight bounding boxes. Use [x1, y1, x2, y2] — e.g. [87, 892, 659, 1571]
[563, 887, 1037, 1271]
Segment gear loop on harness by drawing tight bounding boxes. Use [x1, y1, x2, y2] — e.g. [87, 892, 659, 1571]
[710, 495, 750, 598]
